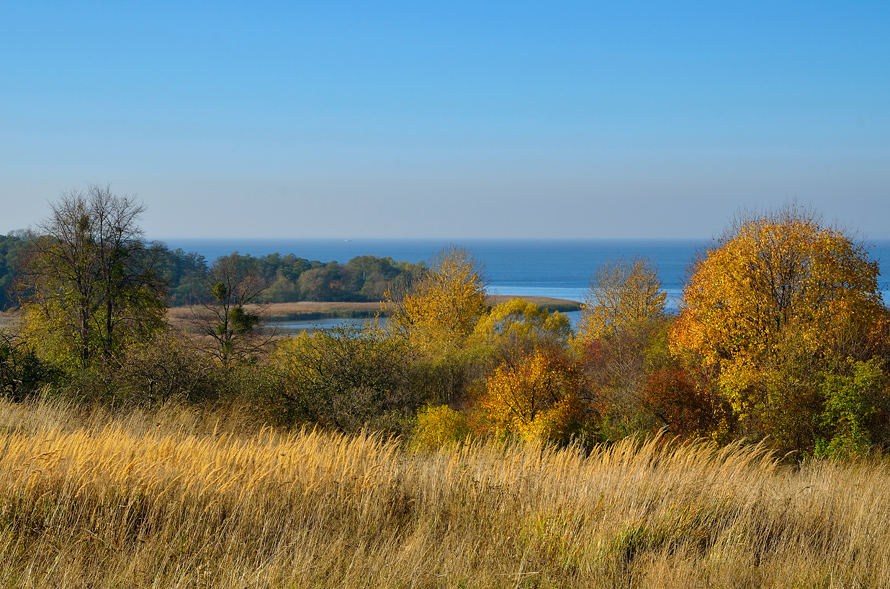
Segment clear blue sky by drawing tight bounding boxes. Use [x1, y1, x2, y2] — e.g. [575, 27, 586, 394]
[2, 1, 888, 239]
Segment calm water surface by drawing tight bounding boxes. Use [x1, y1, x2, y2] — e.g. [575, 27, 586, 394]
[163, 238, 890, 328]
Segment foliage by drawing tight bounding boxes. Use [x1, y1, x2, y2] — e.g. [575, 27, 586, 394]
[642, 367, 722, 439]
[0, 331, 58, 401]
[410, 404, 472, 450]
[576, 256, 666, 346]
[112, 330, 223, 406]
[188, 253, 269, 368]
[0, 232, 30, 310]
[155, 248, 208, 306]
[387, 247, 487, 355]
[816, 359, 888, 458]
[480, 347, 588, 443]
[471, 297, 572, 350]
[670, 205, 886, 450]
[5, 238, 426, 308]
[17, 185, 166, 368]
[272, 327, 420, 433]
[579, 317, 674, 441]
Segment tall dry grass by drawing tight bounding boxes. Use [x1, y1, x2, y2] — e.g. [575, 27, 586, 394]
[1, 397, 889, 588]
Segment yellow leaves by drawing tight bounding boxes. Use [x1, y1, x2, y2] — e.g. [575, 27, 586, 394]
[387, 247, 487, 355]
[576, 256, 666, 346]
[480, 349, 584, 443]
[669, 206, 885, 417]
[471, 298, 572, 347]
[410, 404, 472, 451]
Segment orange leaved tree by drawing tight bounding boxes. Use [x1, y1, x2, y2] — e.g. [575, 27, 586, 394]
[480, 347, 587, 443]
[670, 204, 886, 451]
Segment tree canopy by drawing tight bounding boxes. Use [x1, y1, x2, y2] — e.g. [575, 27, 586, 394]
[386, 247, 487, 355]
[669, 205, 887, 448]
[575, 256, 666, 346]
[18, 186, 166, 367]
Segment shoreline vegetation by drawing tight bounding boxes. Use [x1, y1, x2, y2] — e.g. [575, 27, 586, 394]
[166, 296, 582, 326]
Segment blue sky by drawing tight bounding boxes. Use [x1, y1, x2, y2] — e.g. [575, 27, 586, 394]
[2, 1, 888, 239]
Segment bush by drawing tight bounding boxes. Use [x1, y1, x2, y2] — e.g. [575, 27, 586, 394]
[272, 327, 423, 433]
[0, 332, 59, 401]
[113, 330, 224, 407]
[410, 404, 472, 451]
[642, 367, 721, 439]
[479, 347, 589, 444]
[816, 359, 888, 458]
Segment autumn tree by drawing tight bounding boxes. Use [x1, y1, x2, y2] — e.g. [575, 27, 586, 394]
[670, 204, 886, 450]
[386, 246, 487, 355]
[471, 298, 572, 351]
[480, 347, 588, 443]
[572, 257, 669, 439]
[18, 186, 166, 367]
[575, 256, 666, 346]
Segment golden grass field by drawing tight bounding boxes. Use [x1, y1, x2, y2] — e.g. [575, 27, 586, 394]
[2, 397, 889, 588]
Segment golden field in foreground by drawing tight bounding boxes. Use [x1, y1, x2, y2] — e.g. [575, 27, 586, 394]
[1, 398, 888, 588]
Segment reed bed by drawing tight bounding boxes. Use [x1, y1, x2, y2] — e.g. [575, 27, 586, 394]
[0, 398, 888, 588]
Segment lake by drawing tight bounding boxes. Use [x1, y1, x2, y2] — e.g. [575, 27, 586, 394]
[163, 238, 890, 330]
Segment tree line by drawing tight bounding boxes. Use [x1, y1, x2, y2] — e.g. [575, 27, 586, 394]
[3, 185, 889, 460]
[0, 222, 424, 312]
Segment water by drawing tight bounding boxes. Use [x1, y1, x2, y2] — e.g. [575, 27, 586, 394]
[163, 238, 710, 303]
[163, 238, 890, 327]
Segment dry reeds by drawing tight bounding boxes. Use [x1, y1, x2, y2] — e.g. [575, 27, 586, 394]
[1, 397, 888, 587]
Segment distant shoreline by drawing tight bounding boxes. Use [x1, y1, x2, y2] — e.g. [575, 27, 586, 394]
[3, 296, 583, 333]
[166, 296, 582, 326]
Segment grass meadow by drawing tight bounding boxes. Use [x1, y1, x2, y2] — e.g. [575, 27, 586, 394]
[1, 397, 889, 588]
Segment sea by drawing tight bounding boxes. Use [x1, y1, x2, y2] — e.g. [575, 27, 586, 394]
[163, 238, 890, 329]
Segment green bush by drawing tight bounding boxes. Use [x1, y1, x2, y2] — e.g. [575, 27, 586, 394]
[272, 327, 423, 433]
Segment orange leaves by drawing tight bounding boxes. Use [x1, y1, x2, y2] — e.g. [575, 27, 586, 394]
[480, 348, 585, 443]
[669, 206, 886, 442]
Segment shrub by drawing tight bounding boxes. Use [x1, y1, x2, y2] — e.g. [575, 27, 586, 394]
[410, 404, 472, 451]
[480, 347, 589, 444]
[272, 327, 421, 433]
[113, 330, 224, 406]
[816, 359, 888, 458]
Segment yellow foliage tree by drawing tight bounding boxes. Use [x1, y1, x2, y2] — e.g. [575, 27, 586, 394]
[575, 256, 666, 346]
[386, 247, 487, 355]
[670, 205, 886, 436]
[480, 348, 585, 442]
[471, 298, 572, 348]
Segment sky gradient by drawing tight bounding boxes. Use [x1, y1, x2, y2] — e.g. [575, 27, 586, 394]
[2, 1, 888, 239]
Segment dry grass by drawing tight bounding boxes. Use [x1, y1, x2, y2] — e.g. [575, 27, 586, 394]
[166, 298, 580, 326]
[166, 302, 385, 327]
[1, 398, 889, 588]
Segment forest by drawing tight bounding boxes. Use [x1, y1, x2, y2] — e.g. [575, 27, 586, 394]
[2, 186, 890, 586]
[0, 231, 424, 309]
